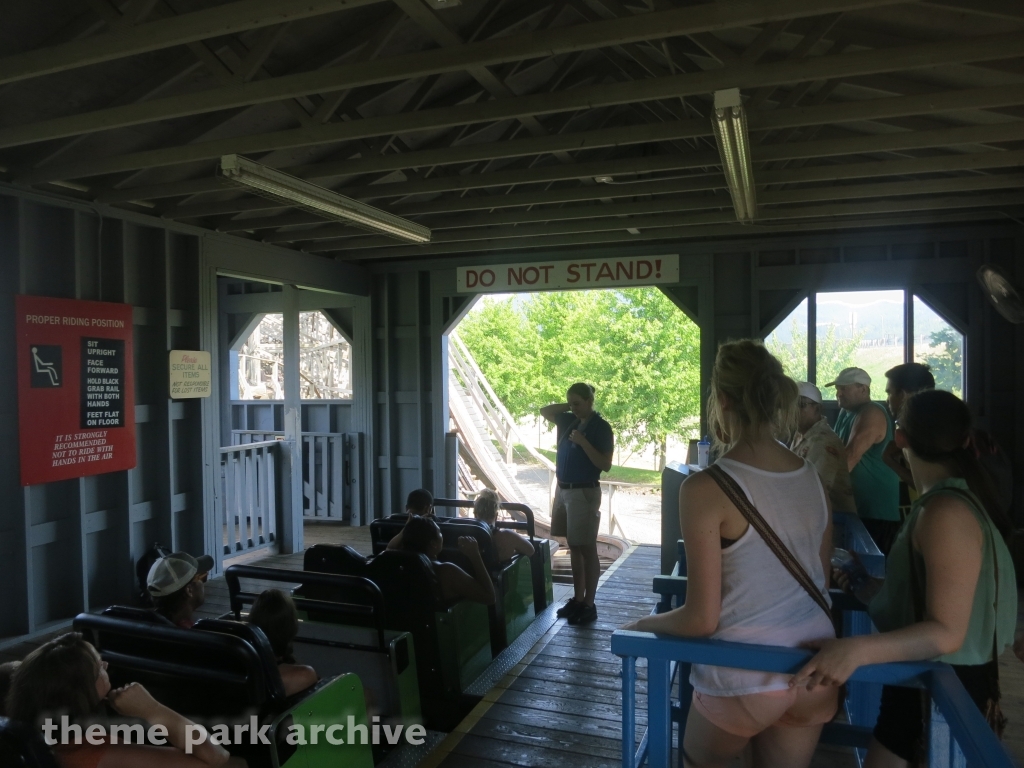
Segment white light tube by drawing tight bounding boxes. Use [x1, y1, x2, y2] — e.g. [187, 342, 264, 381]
[219, 155, 431, 244]
[712, 89, 756, 224]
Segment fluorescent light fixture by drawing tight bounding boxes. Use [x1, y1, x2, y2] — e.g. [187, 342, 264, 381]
[218, 154, 431, 244]
[712, 88, 756, 223]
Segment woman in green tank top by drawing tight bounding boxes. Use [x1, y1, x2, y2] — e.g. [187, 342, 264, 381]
[790, 390, 1016, 766]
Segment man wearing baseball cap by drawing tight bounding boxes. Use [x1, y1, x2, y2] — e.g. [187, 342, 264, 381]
[790, 382, 856, 514]
[826, 367, 900, 553]
[147, 551, 214, 629]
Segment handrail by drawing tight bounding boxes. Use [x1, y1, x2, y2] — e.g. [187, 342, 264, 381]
[220, 439, 281, 453]
[449, 332, 555, 471]
[433, 497, 536, 540]
[611, 631, 1015, 768]
[224, 564, 387, 651]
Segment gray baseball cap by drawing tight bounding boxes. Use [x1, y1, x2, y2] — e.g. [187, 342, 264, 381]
[146, 552, 214, 597]
[824, 367, 871, 387]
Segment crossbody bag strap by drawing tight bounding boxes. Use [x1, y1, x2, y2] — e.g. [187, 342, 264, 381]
[706, 464, 832, 621]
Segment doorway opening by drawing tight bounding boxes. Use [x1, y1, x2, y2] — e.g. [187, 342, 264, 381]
[450, 287, 701, 549]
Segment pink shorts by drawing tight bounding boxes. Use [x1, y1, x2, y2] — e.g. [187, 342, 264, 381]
[692, 686, 838, 739]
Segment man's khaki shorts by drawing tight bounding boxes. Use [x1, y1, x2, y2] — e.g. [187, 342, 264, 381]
[551, 485, 602, 548]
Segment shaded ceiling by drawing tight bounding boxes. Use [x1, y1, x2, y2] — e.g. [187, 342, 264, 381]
[1, 0, 1023, 262]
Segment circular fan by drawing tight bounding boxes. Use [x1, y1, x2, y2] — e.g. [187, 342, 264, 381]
[976, 265, 1024, 324]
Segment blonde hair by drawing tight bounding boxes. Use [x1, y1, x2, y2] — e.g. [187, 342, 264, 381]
[707, 340, 798, 450]
[473, 489, 500, 523]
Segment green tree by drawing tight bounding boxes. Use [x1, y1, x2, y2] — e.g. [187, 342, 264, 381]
[455, 297, 542, 417]
[923, 327, 963, 396]
[766, 321, 862, 386]
[766, 317, 808, 381]
[457, 288, 701, 468]
[815, 324, 864, 388]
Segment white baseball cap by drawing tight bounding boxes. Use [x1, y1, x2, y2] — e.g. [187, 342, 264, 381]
[797, 382, 822, 404]
[147, 552, 213, 597]
[824, 367, 871, 387]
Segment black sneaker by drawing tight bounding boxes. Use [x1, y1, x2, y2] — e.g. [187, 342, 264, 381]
[568, 603, 597, 625]
[556, 598, 583, 619]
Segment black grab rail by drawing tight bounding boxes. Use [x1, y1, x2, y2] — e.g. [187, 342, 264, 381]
[432, 498, 536, 540]
[224, 564, 388, 651]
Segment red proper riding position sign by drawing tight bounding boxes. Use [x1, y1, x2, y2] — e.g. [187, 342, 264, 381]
[16, 295, 136, 486]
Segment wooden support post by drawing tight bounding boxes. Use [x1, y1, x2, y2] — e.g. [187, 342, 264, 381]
[281, 285, 303, 553]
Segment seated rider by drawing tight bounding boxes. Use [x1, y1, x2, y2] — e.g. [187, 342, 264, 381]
[398, 516, 495, 605]
[386, 489, 434, 551]
[6, 632, 242, 768]
[246, 589, 319, 697]
[0, 660, 19, 717]
[473, 489, 535, 564]
[147, 551, 213, 629]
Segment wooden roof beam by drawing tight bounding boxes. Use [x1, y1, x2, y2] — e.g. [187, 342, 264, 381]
[159, 119, 1024, 218]
[91, 80, 1024, 204]
[17, 27, 1024, 186]
[0, 0, 911, 152]
[317, 190, 1024, 252]
[261, 172, 1024, 245]
[329, 210, 1003, 259]
[0, 0, 385, 86]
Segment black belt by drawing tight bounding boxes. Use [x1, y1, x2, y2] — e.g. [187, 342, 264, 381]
[558, 481, 600, 489]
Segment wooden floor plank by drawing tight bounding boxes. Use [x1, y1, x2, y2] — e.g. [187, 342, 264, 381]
[452, 733, 621, 768]
[463, 716, 624, 760]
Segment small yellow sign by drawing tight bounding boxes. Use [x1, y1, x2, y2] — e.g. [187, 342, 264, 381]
[169, 350, 211, 399]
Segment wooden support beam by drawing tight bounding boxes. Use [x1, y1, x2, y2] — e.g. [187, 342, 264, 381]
[922, 0, 1024, 20]
[329, 210, 1006, 260]
[16, 27, 1024, 185]
[0, 0, 913, 152]
[0, 0, 383, 87]
[314, 191, 1024, 252]
[159, 119, 1024, 219]
[93, 80, 1024, 206]
[262, 172, 1024, 244]
[214, 146, 1024, 229]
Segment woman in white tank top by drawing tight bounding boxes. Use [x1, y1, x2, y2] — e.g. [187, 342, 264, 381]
[623, 340, 838, 768]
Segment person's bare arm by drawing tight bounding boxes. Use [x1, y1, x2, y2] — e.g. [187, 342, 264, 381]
[792, 495, 983, 689]
[569, 430, 613, 472]
[106, 684, 234, 767]
[507, 531, 535, 558]
[882, 440, 915, 485]
[540, 402, 570, 423]
[623, 474, 723, 637]
[845, 406, 888, 472]
[279, 663, 318, 696]
[386, 530, 403, 551]
[437, 538, 496, 605]
[97, 747, 248, 768]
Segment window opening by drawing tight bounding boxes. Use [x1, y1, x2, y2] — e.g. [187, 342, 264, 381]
[236, 311, 352, 400]
[299, 311, 351, 400]
[765, 298, 808, 382]
[913, 295, 963, 396]
[815, 290, 904, 389]
[238, 313, 283, 400]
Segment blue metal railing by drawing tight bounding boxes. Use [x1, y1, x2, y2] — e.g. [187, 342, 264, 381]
[654, 511, 887, 751]
[611, 631, 1015, 768]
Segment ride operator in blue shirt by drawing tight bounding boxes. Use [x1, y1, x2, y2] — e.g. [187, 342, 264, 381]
[541, 383, 615, 625]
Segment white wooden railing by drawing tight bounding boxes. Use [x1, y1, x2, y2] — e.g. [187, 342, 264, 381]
[231, 430, 357, 521]
[219, 441, 278, 556]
